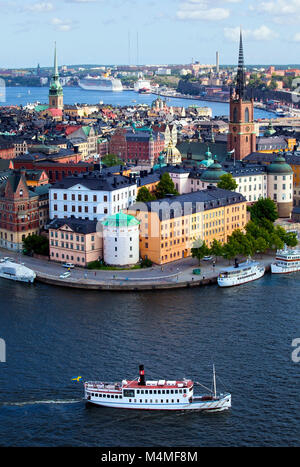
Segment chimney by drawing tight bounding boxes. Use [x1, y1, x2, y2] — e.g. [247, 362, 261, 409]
[138, 365, 146, 386]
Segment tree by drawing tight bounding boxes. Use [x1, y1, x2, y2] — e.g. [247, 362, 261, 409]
[136, 186, 156, 202]
[101, 153, 124, 167]
[284, 232, 298, 247]
[155, 173, 179, 199]
[23, 234, 49, 256]
[249, 198, 278, 223]
[191, 239, 209, 265]
[209, 239, 224, 262]
[217, 173, 238, 191]
[255, 237, 268, 256]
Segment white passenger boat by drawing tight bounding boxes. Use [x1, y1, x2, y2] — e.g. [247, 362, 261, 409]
[84, 365, 231, 412]
[217, 258, 265, 287]
[271, 245, 300, 274]
[0, 259, 36, 283]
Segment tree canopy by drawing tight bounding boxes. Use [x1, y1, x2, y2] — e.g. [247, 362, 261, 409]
[136, 186, 156, 202]
[155, 173, 179, 199]
[217, 173, 238, 191]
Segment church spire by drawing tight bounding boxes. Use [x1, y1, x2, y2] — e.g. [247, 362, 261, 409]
[54, 41, 59, 78]
[236, 28, 245, 99]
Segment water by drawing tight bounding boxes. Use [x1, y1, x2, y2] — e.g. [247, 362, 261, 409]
[1, 86, 274, 119]
[0, 273, 299, 446]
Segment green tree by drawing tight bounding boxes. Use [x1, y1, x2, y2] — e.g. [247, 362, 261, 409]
[136, 186, 156, 202]
[249, 198, 278, 223]
[209, 239, 224, 262]
[255, 237, 268, 256]
[217, 173, 238, 191]
[155, 173, 179, 199]
[101, 153, 124, 167]
[23, 234, 49, 256]
[222, 240, 239, 261]
[191, 239, 209, 265]
[284, 232, 298, 247]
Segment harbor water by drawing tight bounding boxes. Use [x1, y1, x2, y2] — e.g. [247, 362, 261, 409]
[0, 273, 299, 446]
[0, 86, 275, 119]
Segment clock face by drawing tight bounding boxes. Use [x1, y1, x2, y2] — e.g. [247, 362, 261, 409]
[246, 126, 250, 132]
[233, 126, 237, 132]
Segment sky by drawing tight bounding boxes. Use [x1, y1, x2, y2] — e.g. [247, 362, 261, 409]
[0, 0, 299, 68]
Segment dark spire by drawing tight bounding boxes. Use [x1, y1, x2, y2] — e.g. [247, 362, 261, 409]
[236, 28, 245, 99]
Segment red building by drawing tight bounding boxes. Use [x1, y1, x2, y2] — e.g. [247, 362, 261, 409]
[0, 171, 40, 251]
[109, 129, 165, 164]
[12, 159, 91, 183]
[0, 143, 15, 160]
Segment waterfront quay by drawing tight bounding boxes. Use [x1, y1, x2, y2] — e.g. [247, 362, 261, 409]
[0, 248, 275, 291]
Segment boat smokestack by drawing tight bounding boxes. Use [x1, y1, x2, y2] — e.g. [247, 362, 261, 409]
[138, 364, 145, 386]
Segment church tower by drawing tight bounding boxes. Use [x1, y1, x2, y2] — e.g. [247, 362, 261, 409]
[227, 30, 256, 160]
[48, 42, 63, 110]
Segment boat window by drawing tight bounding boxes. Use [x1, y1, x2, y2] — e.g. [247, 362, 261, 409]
[145, 390, 148, 394]
[158, 390, 161, 394]
[177, 399, 180, 403]
[149, 390, 152, 394]
[123, 389, 135, 397]
[162, 390, 165, 394]
[183, 389, 187, 394]
[161, 400, 163, 403]
[111, 395, 114, 398]
[141, 390, 144, 394]
[107, 395, 110, 398]
[103, 394, 106, 398]
[92, 393, 94, 397]
[140, 399, 142, 403]
[136, 390, 140, 394]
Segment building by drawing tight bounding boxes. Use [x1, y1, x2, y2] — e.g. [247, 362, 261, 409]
[109, 128, 165, 165]
[0, 142, 15, 160]
[127, 186, 247, 265]
[102, 212, 140, 266]
[227, 30, 256, 160]
[48, 43, 63, 111]
[0, 171, 41, 251]
[265, 154, 293, 217]
[49, 171, 137, 221]
[48, 218, 102, 266]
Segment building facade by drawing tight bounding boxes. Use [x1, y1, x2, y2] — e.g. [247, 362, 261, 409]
[49, 172, 137, 221]
[127, 186, 247, 265]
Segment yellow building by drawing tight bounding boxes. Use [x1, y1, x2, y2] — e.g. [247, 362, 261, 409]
[127, 186, 247, 265]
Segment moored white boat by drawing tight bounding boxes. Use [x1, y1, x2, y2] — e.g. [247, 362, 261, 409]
[271, 245, 300, 274]
[84, 365, 231, 412]
[0, 259, 36, 283]
[217, 258, 265, 287]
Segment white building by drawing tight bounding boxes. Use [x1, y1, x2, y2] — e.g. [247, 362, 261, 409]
[49, 172, 137, 221]
[102, 212, 140, 266]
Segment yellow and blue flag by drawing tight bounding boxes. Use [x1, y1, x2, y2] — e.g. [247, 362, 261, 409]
[71, 376, 82, 382]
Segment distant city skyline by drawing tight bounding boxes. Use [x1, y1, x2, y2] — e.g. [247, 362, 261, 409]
[1, 0, 300, 67]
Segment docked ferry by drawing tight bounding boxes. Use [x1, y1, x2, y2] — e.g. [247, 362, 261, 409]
[271, 245, 300, 274]
[0, 259, 36, 283]
[84, 365, 231, 412]
[217, 259, 265, 287]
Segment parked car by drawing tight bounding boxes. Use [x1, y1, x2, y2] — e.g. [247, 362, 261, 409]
[60, 271, 71, 279]
[203, 256, 213, 261]
[62, 263, 75, 269]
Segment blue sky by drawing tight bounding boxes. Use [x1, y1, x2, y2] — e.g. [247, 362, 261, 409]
[1, 0, 299, 67]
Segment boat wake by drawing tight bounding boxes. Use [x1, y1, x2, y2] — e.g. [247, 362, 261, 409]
[0, 399, 82, 407]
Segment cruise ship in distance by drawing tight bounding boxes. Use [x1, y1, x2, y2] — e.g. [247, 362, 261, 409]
[78, 75, 123, 92]
[271, 245, 300, 274]
[134, 78, 151, 93]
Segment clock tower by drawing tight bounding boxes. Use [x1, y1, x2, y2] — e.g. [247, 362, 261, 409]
[227, 30, 256, 161]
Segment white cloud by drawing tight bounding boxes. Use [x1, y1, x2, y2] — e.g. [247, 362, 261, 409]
[250, 0, 300, 24]
[224, 25, 278, 41]
[176, 0, 230, 21]
[23, 2, 54, 12]
[293, 32, 300, 42]
[51, 17, 77, 31]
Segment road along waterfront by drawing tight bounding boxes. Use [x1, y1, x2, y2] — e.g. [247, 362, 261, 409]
[1, 249, 274, 291]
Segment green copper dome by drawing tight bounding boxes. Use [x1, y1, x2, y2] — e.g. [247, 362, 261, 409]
[266, 154, 293, 175]
[200, 159, 227, 182]
[102, 212, 140, 227]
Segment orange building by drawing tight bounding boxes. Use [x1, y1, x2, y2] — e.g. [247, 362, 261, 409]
[127, 186, 247, 265]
